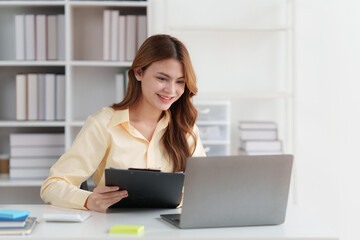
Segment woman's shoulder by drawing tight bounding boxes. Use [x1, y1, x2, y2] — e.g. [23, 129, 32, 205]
[88, 107, 116, 126]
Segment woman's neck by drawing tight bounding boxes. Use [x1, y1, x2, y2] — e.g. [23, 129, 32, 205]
[129, 98, 163, 123]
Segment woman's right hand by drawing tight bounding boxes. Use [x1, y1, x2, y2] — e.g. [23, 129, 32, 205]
[84, 186, 128, 212]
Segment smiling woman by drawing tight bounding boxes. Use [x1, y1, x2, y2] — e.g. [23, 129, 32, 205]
[40, 34, 206, 212]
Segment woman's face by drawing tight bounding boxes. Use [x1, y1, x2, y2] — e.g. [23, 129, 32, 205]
[135, 58, 186, 112]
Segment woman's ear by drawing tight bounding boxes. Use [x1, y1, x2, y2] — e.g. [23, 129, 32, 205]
[134, 68, 143, 81]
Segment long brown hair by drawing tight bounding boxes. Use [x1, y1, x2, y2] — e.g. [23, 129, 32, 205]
[111, 34, 198, 172]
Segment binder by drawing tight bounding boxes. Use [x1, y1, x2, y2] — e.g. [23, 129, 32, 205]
[105, 168, 184, 208]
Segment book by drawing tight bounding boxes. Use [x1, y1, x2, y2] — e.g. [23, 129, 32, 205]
[239, 129, 278, 141]
[57, 14, 65, 61]
[15, 15, 25, 60]
[10, 133, 65, 146]
[10, 157, 58, 168]
[35, 14, 46, 61]
[10, 146, 64, 157]
[125, 15, 137, 61]
[27, 74, 38, 120]
[238, 149, 283, 156]
[15, 74, 27, 120]
[239, 121, 277, 130]
[10, 168, 50, 179]
[0, 209, 29, 220]
[118, 15, 126, 61]
[115, 73, 124, 102]
[103, 10, 111, 61]
[38, 74, 46, 120]
[25, 14, 35, 60]
[136, 15, 147, 50]
[47, 15, 57, 60]
[45, 74, 56, 120]
[0, 217, 36, 235]
[110, 10, 119, 61]
[240, 140, 282, 152]
[55, 74, 65, 120]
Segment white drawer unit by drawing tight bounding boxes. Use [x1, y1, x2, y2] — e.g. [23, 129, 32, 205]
[195, 101, 231, 156]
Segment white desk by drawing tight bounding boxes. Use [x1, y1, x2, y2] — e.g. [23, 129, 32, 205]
[0, 204, 338, 240]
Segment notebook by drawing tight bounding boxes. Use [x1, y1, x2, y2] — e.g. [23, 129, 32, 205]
[161, 154, 293, 229]
[105, 168, 184, 208]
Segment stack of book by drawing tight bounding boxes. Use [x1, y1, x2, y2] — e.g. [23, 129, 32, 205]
[15, 73, 65, 121]
[238, 121, 283, 155]
[103, 10, 147, 61]
[9, 133, 64, 180]
[0, 209, 37, 235]
[15, 14, 65, 61]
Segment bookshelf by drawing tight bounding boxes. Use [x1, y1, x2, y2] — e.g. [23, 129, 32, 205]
[0, 1, 151, 200]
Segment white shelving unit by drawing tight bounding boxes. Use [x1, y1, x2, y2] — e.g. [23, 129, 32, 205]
[195, 100, 231, 156]
[0, 0, 151, 200]
[162, 0, 296, 202]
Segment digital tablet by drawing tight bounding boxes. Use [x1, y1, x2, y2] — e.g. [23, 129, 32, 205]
[105, 168, 184, 208]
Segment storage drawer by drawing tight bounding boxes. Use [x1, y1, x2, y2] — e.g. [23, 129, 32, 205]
[203, 144, 228, 156]
[198, 125, 228, 141]
[196, 104, 229, 121]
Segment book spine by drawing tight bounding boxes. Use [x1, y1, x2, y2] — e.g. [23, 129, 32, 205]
[15, 15, 25, 61]
[118, 15, 126, 62]
[35, 15, 46, 61]
[10, 146, 65, 157]
[47, 15, 57, 60]
[27, 74, 38, 120]
[110, 10, 119, 61]
[125, 15, 137, 61]
[25, 14, 35, 61]
[10, 158, 58, 168]
[15, 74, 27, 121]
[38, 74, 46, 120]
[115, 73, 124, 102]
[45, 74, 56, 121]
[10, 133, 65, 146]
[55, 74, 66, 120]
[103, 10, 111, 61]
[136, 15, 147, 50]
[57, 14, 65, 61]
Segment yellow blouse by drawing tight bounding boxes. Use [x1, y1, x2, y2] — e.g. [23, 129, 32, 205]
[40, 107, 206, 210]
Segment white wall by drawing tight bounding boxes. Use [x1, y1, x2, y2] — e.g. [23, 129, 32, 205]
[151, 0, 360, 239]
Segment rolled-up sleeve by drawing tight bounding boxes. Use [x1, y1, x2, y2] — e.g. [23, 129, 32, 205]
[40, 111, 111, 210]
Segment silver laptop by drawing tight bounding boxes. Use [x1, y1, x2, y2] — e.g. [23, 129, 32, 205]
[160, 154, 293, 229]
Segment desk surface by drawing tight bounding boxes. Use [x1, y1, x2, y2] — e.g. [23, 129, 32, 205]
[0, 204, 338, 240]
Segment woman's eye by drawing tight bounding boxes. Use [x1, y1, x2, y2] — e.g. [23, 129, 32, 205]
[157, 77, 166, 81]
[177, 81, 185, 84]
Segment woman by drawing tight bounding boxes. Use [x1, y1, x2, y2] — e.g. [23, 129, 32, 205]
[40, 34, 206, 212]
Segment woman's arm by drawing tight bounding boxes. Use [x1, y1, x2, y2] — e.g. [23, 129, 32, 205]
[40, 109, 113, 210]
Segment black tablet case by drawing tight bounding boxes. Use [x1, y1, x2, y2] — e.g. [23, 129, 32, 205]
[105, 168, 184, 208]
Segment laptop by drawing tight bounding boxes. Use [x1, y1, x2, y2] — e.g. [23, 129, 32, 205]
[160, 154, 293, 229]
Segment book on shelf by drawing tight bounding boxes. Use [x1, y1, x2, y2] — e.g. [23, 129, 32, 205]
[45, 73, 56, 121]
[126, 15, 137, 61]
[27, 74, 38, 121]
[10, 133, 65, 146]
[238, 149, 283, 156]
[239, 129, 277, 141]
[10, 146, 65, 157]
[118, 15, 126, 61]
[10, 157, 58, 168]
[103, 9, 110, 61]
[240, 140, 282, 152]
[38, 74, 46, 120]
[55, 74, 66, 120]
[57, 14, 65, 61]
[15, 15, 25, 60]
[35, 14, 47, 61]
[25, 14, 35, 60]
[15, 74, 27, 121]
[47, 15, 57, 60]
[111, 10, 119, 61]
[115, 73, 125, 102]
[239, 121, 277, 130]
[10, 168, 51, 179]
[137, 15, 147, 50]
